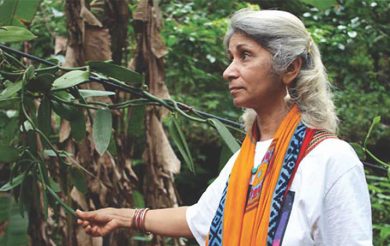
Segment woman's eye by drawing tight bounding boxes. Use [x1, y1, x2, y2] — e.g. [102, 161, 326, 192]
[241, 52, 250, 60]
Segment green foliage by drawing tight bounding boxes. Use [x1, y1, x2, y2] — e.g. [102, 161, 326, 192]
[0, 0, 41, 26]
[88, 61, 144, 86]
[0, 26, 36, 42]
[208, 118, 240, 154]
[93, 109, 113, 155]
[167, 116, 195, 172]
[52, 70, 90, 90]
[300, 0, 336, 10]
[0, 194, 29, 246]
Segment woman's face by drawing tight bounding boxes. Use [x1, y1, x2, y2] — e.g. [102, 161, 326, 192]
[223, 33, 285, 110]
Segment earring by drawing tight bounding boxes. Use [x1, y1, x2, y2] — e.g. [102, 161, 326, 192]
[284, 86, 291, 103]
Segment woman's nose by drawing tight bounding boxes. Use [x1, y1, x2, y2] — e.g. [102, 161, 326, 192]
[223, 61, 239, 81]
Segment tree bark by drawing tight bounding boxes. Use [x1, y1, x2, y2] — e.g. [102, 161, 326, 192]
[133, 0, 182, 245]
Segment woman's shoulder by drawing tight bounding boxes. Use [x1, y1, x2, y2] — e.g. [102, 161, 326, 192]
[302, 137, 364, 179]
[308, 138, 360, 161]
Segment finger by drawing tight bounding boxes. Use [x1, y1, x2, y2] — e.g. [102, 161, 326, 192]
[77, 210, 101, 223]
[91, 226, 101, 237]
[85, 225, 92, 234]
[99, 220, 118, 236]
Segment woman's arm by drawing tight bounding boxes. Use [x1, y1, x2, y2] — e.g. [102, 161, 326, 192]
[76, 206, 193, 238]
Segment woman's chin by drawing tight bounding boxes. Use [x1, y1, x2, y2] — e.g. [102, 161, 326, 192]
[232, 98, 247, 108]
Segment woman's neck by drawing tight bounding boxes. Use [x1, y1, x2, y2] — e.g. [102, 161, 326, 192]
[255, 102, 290, 141]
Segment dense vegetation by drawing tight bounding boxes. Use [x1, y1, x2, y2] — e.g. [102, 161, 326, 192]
[0, 0, 388, 245]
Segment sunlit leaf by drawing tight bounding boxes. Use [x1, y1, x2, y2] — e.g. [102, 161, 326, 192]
[93, 109, 112, 155]
[43, 149, 72, 158]
[0, 26, 36, 42]
[208, 118, 240, 153]
[51, 70, 89, 90]
[0, 173, 25, 191]
[364, 116, 381, 148]
[78, 89, 115, 98]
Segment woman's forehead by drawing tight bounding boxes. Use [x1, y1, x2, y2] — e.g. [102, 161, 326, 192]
[227, 33, 264, 51]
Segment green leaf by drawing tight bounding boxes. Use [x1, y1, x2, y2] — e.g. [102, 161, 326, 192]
[19, 174, 34, 215]
[132, 190, 145, 208]
[300, 0, 336, 10]
[218, 144, 231, 172]
[0, 195, 11, 221]
[350, 143, 366, 160]
[0, 97, 19, 110]
[37, 97, 52, 137]
[0, 0, 41, 26]
[372, 115, 381, 125]
[0, 26, 36, 42]
[0, 173, 25, 191]
[43, 149, 72, 158]
[0, 195, 29, 246]
[208, 118, 240, 154]
[48, 178, 61, 193]
[0, 80, 23, 100]
[23, 65, 35, 82]
[46, 186, 75, 216]
[88, 61, 143, 86]
[51, 70, 89, 90]
[168, 117, 195, 172]
[0, 0, 17, 25]
[107, 134, 117, 155]
[70, 113, 86, 142]
[52, 101, 80, 121]
[69, 167, 88, 194]
[364, 116, 381, 148]
[93, 109, 112, 155]
[0, 144, 19, 163]
[28, 73, 55, 92]
[128, 106, 145, 137]
[12, 0, 41, 25]
[78, 89, 115, 98]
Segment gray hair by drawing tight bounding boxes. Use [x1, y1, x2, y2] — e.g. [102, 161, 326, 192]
[225, 9, 338, 133]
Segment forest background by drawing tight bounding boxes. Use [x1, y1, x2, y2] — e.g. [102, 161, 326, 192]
[0, 0, 389, 245]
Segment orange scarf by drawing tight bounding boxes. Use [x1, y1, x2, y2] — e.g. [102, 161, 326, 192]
[207, 105, 302, 245]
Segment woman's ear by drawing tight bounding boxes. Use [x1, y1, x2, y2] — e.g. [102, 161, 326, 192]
[282, 57, 303, 86]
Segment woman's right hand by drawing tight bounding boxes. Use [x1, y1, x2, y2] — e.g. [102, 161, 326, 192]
[76, 208, 133, 237]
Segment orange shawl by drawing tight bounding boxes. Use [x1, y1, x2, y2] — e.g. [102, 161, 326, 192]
[207, 105, 302, 245]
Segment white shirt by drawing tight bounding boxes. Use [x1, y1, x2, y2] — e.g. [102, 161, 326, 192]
[186, 138, 372, 245]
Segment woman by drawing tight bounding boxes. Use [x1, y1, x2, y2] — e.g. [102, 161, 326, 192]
[77, 9, 372, 245]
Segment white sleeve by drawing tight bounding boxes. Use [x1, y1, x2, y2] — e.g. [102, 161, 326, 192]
[186, 150, 240, 245]
[322, 150, 373, 245]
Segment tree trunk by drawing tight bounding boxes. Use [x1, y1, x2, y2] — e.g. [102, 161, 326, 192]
[62, 0, 135, 245]
[133, 0, 182, 245]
